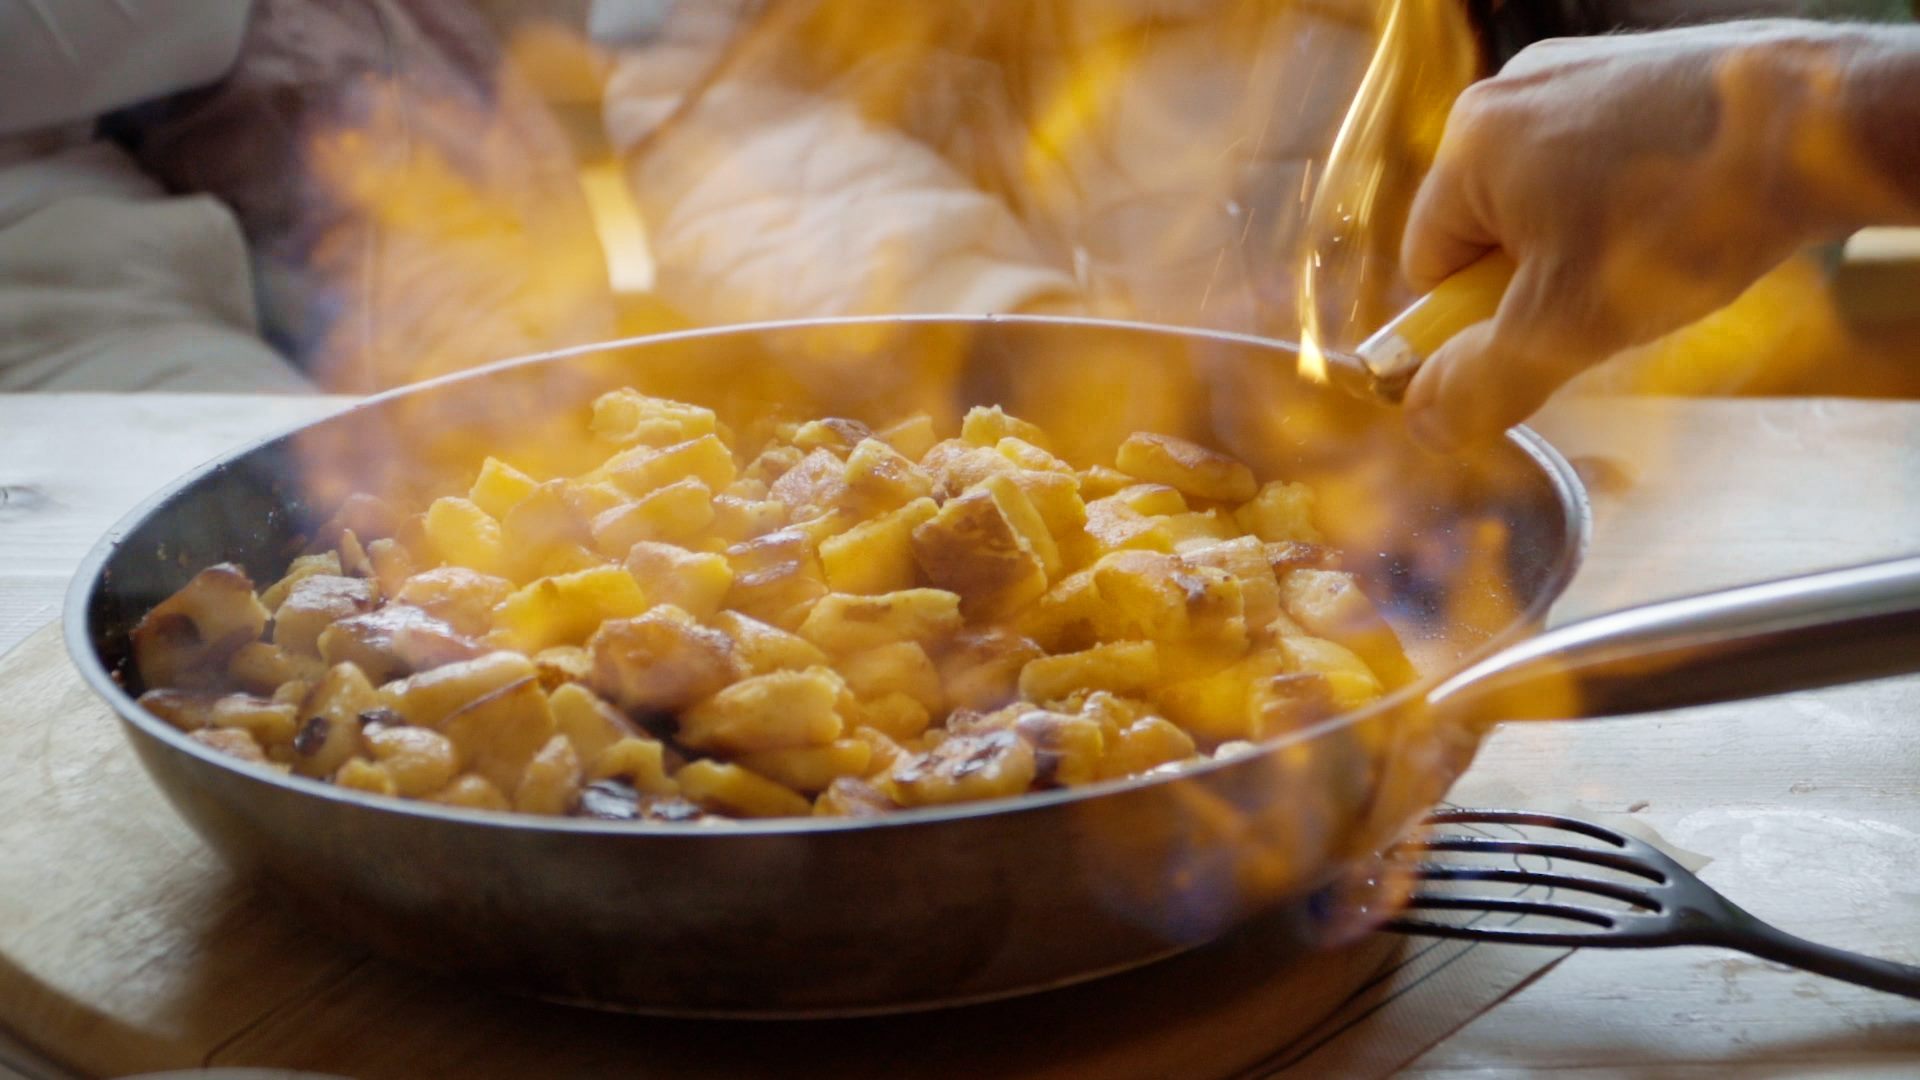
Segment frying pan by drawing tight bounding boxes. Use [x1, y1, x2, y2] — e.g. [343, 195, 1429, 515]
[66, 315, 1920, 1016]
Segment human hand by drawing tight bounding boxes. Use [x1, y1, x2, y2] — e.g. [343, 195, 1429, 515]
[1399, 20, 1877, 449]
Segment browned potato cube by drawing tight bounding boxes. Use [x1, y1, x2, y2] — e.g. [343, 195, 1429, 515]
[362, 724, 459, 797]
[1110, 484, 1187, 517]
[422, 496, 509, 577]
[1011, 570, 1127, 654]
[1077, 465, 1134, 498]
[888, 729, 1036, 807]
[678, 667, 846, 754]
[737, 738, 873, 794]
[841, 691, 932, 743]
[532, 645, 594, 689]
[709, 493, 788, 544]
[590, 477, 715, 555]
[791, 417, 875, 455]
[440, 675, 558, 792]
[710, 609, 830, 676]
[1082, 499, 1174, 558]
[514, 733, 584, 815]
[818, 497, 936, 596]
[1097, 715, 1196, 779]
[367, 539, 415, 599]
[597, 433, 736, 497]
[490, 566, 649, 652]
[724, 528, 830, 630]
[1161, 510, 1240, 553]
[318, 604, 484, 684]
[394, 567, 513, 637]
[994, 437, 1073, 474]
[743, 443, 805, 486]
[190, 727, 269, 764]
[499, 480, 592, 567]
[292, 663, 382, 778]
[261, 552, 343, 612]
[1014, 710, 1106, 787]
[624, 541, 734, 620]
[588, 606, 736, 714]
[468, 456, 538, 519]
[960, 405, 1048, 449]
[132, 564, 271, 690]
[837, 641, 942, 713]
[1236, 480, 1323, 543]
[1018, 641, 1160, 704]
[843, 437, 934, 512]
[676, 760, 811, 818]
[382, 651, 538, 728]
[589, 390, 717, 448]
[919, 438, 1018, 498]
[1275, 635, 1382, 710]
[587, 735, 679, 794]
[547, 682, 641, 765]
[769, 447, 852, 521]
[1181, 537, 1282, 631]
[1150, 653, 1275, 743]
[226, 641, 324, 697]
[797, 590, 964, 655]
[1092, 551, 1247, 655]
[1115, 432, 1257, 502]
[1278, 568, 1414, 687]
[429, 773, 512, 811]
[911, 490, 1048, 620]
[877, 412, 938, 461]
[937, 627, 1045, 711]
[273, 574, 379, 659]
[814, 776, 899, 818]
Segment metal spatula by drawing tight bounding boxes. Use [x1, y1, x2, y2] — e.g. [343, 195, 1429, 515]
[1387, 808, 1920, 1000]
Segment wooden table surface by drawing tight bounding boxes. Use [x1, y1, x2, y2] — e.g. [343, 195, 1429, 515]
[2, 392, 1918, 1077]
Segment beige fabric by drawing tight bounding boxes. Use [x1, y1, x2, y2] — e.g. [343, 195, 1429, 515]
[0, 141, 306, 393]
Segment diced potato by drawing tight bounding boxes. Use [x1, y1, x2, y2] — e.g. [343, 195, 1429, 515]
[1181, 537, 1282, 632]
[1078, 465, 1134, 498]
[1097, 716, 1196, 779]
[394, 567, 513, 637]
[598, 434, 736, 497]
[1154, 651, 1343, 742]
[791, 417, 875, 455]
[547, 682, 640, 765]
[1092, 551, 1247, 655]
[769, 447, 851, 521]
[335, 528, 375, 579]
[841, 691, 932, 742]
[877, 412, 938, 460]
[911, 490, 1048, 620]
[676, 760, 811, 818]
[994, 437, 1072, 474]
[498, 480, 591, 567]
[382, 651, 538, 728]
[590, 477, 715, 556]
[273, 574, 381, 659]
[920, 439, 1018, 498]
[1003, 470, 1089, 551]
[132, 565, 272, 690]
[797, 590, 964, 654]
[514, 734, 583, 815]
[261, 552, 343, 612]
[888, 730, 1036, 807]
[837, 641, 942, 713]
[815, 776, 899, 817]
[440, 676, 557, 792]
[1253, 671, 1340, 738]
[1014, 710, 1106, 787]
[1012, 569, 1123, 654]
[978, 473, 1062, 579]
[960, 405, 1048, 449]
[937, 627, 1045, 711]
[709, 493, 788, 543]
[562, 480, 630, 522]
[1162, 510, 1240, 552]
[1115, 432, 1257, 502]
[318, 604, 483, 684]
[1278, 568, 1414, 687]
[588, 606, 735, 713]
[334, 758, 398, 796]
[429, 773, 512, 812]
[422, 496, 509, 577]
[819, 497, 936, 595]
[1276, 635, 1382, 710]
[743, 443, 805, 486]
[190, 727, 268, 764]
[624, 541, 734, 619]
[711, 609, 830, 676]
[362, 724, 459, 797]
[1111, 484, 1188, 517]
[737, 738, 873, 794]
[590, 389, 717, 448]
[724, 529, 829, 630]
[843, 437, 934, 511]
[1235, 480, 1323, 543]
[468, 457, 538, 519]
[490, 566, 649, 652]
[367, 539, 415, 599]
[227, 642, 324, 697]
[1018, 640, 1160, 704]
[678, 667, 846, 754]
[292, 663, 381, 778]
[588, 735, 679, 795]
[1083, 499, 1175, 557]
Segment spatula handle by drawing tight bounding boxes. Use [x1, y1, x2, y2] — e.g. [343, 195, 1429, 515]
[1711, 915, 1920, 1000]
[1428, 556, 1920, 722]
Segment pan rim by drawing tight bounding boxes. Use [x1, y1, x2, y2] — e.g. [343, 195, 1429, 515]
[63, 314, 1591, 838]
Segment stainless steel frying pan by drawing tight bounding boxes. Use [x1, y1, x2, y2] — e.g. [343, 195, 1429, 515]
[65, 316, 1920, 1016]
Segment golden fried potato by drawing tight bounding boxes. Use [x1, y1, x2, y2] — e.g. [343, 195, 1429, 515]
[1018, 640, 1161, 705]
[590, 477, 716, 555]
[843, 437, 934, 512]
[819, 497, 936, 595]
[590, 389, 717, 448]
[960, 405, 1048, 449]
[292, 663, 382, 778]
[737, 738, 873, 794]
[468, 457, 538, 519]
[394, 567, 513, 638]
[624, 541, 734, 620]
[797, 590, 964, 654]
[678, 667, 846, 754]
[318, 604, 483, 684]
[423, 496, 509, 577]
[888, 729, 1036, 807]
[588, 606, 736, 713]
[440, 676, 557, 792]
[911, 490, 1048, 620]
[272, 575, 379, 659]
[490, 566, 649, 652]
[1115, 432, 1257, 502]
[381, 651, 538, 728]
[676, 760, 811, 818]
[597, 433, 736, 497]
[1236, 480, 1323, 543]
[710, 609, 830, 676]
[1277, 568, 1415, 687]
[877, 412, 938, 461]
[937, 627, 1045, 711]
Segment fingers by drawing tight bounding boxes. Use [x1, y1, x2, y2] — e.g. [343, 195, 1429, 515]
[1402, 264, 1618, 452]
[1402, 126, 1498, 292]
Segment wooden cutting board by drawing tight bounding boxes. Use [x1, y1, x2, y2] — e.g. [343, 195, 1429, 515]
[0, 624, 1565, 1080]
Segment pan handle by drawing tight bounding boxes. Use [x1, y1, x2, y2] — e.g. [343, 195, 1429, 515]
[1426, 556, 1920, 722]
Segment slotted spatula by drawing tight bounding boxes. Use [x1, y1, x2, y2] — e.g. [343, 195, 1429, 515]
[1388, 808, 1920, 999]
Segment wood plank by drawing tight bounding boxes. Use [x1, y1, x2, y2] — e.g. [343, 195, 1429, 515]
[0, 394, 349, 656]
